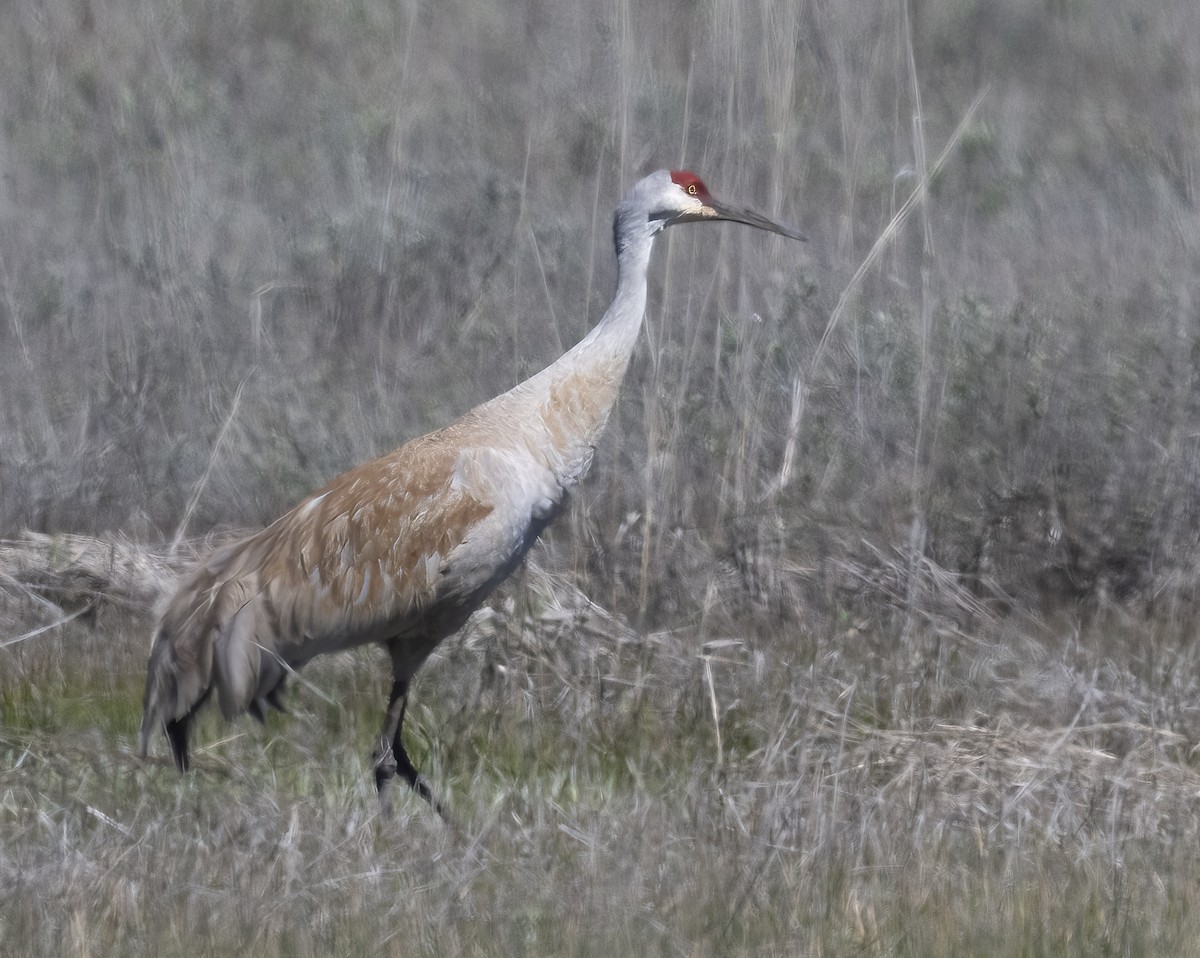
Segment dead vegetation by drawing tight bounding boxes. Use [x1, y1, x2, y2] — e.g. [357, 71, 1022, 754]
[4, 529, 1200, 954]
[5, 524, 1200, 957]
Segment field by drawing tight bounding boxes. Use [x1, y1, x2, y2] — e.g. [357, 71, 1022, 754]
[3, 0, 1200, 954]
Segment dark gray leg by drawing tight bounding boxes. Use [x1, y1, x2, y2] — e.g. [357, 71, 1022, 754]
[372, 677, 444, 818]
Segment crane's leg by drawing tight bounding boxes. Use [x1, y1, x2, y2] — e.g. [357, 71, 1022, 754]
[372, 677, 445, 818]
[164, 716, 191, 772]
[158, 687, 211, 773]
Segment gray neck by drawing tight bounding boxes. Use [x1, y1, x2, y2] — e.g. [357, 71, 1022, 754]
[480, 209, 661, 452]
[571, 213, 658, 364]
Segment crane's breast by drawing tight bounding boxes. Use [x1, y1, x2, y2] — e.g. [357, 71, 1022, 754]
[438, 444, 567, 596]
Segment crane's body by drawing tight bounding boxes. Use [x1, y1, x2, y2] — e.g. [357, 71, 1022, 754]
[139, 169, 803, 813]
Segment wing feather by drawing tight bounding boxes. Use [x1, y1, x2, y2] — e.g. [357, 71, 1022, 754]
[139, 405, 576, 766]
[140, 430, 499, 747]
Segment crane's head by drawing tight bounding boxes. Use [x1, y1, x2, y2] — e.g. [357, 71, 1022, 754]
[615, 169, 806, 254]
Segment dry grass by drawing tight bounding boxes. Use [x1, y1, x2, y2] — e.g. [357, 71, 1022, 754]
[5, 536, 1200, 954]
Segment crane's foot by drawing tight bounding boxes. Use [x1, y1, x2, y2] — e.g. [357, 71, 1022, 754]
[373, 677, 449, 822]
[372, 741, 447, 821]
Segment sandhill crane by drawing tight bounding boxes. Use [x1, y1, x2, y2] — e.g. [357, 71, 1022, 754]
[139, 168, 804, 814]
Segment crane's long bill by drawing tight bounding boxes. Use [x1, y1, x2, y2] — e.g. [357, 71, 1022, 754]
[706, 198, 807, 241]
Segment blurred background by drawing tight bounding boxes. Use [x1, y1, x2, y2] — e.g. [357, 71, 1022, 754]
[1, 0, 1198, 619]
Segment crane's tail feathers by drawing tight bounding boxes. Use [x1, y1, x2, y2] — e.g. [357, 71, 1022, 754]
[139, 634, 170, 760]
[139, 623, 214, 772]
[139, 564, 282, 768]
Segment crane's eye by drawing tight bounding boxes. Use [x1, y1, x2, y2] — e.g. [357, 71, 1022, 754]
[687, 184, 698, 195]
